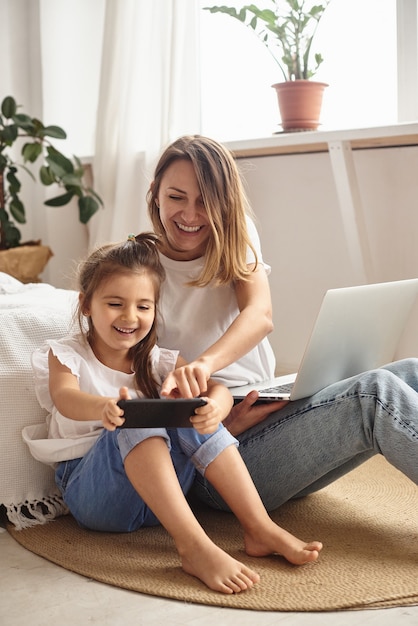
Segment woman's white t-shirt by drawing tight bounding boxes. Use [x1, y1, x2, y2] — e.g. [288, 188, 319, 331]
[157, 218, 276, 387]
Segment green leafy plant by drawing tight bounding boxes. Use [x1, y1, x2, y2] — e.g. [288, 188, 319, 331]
[204, 0, 331, 82]
[0, 95, 103, 250]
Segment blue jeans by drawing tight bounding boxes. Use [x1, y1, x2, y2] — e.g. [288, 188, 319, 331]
[55, 425, 237, 532]
[193, 359, 418, 511]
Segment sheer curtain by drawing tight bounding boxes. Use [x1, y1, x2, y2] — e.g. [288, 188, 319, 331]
[89, 0, 202, 248]
[0, 0, 48, 244]
[0, 0, 201, 286]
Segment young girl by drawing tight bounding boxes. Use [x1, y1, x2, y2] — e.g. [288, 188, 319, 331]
[145, 134, 418, 514]
[26, 232, 322, 595]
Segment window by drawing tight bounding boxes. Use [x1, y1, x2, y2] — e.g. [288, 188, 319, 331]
[199, 0, 398, 141]
[40, 0, 412, 153]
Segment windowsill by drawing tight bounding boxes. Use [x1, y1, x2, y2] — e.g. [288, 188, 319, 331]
[225, 122, 418, 158]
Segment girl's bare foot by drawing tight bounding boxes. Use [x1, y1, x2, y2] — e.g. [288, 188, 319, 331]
[180, 538, 260, 594]
[244, 521, 323, 565]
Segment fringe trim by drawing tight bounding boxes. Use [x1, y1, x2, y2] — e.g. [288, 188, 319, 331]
[5, 495, 69, 530]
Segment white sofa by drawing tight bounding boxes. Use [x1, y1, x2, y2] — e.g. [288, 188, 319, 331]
[0, 273, 78, 529]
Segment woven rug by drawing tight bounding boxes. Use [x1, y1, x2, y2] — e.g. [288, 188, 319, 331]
[7, 456, 418, 612]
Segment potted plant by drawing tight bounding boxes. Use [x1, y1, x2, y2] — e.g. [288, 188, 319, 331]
[204, 0, 331, 131]
[0, 95, 103, 282]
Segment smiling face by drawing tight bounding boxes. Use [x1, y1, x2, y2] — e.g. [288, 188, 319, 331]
[156, 159, 211, 261]
[82, 271, 157, 369]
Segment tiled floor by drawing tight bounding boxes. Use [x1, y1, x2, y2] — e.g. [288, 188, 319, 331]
[1, 516, 417, 626]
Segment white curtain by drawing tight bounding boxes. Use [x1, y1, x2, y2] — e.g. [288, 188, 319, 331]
[88, 0, 202, 248]
[0, 0, 48, 244]
[0, 0, 201, 285]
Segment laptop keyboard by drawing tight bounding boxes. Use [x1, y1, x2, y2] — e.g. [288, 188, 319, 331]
[259, 382, 294, 394]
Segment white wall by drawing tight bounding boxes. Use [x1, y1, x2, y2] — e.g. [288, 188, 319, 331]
[236, 144, 418, 373]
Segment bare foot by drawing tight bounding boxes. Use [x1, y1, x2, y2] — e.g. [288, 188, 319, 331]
[180, 537, 260, 594]
[244, 521, 323, 565]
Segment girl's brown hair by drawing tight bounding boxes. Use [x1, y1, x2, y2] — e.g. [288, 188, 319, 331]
[77, 233, 165, 398]
[147, 135, 258, 287]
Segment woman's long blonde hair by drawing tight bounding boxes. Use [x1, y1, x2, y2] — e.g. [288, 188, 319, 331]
[147, 135, 258, 287]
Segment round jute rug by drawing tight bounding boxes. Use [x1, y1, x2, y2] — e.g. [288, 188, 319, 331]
[8, 456, 418, 611]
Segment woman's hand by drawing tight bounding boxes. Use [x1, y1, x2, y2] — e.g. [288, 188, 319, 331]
[190, 396, 223, 435]
[161, 361, 211, 398]
[223, 390, 289, 437]
[101, 386, 130, 431]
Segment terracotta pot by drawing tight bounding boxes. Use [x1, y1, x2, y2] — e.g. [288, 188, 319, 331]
[272, 80, 328, 132]
[0, 243, 53, 283]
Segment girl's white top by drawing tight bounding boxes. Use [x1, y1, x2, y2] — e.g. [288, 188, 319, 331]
[157, 217, 276, 386]
[23, 334, 178, 464]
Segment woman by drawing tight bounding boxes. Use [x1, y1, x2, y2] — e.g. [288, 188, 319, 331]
[146, 134, 418, 512]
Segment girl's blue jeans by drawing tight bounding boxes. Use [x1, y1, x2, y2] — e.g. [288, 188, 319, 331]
[55, 424, 237, 532]
[193, 358, 418, 511]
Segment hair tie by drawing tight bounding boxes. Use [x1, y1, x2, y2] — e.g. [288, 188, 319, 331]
[127, 233, 136, 242]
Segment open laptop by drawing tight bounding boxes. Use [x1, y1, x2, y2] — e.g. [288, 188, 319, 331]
[230, 278, 418, 402]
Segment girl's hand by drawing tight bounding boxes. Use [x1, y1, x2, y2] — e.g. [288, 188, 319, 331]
[190, 396, 222, 435]
[161, 361, 211, 398]
[102, 386, 130, 431]
[223, 391, 289, 437]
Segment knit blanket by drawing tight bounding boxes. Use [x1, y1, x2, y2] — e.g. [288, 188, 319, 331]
[0, 274, 77, 529]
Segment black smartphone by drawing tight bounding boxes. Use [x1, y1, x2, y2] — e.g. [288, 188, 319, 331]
[117, 398, 207, 428]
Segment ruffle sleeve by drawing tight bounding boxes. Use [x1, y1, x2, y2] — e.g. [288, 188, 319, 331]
[150, 345, 179, 388]
[31, 334, 88, 413]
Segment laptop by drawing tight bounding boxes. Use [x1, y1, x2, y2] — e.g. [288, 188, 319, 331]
[230, 278, 418, 402]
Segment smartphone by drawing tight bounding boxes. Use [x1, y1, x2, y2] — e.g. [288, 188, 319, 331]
[117, 398, 207, 428]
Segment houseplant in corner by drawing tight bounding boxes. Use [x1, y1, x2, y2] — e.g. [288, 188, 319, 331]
[0, 95, 103, 282]
[204, 0, 331, 132]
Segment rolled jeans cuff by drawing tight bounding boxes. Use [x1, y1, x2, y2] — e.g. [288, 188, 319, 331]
[117, 427, 171, 463]
[190, 427, 238, 475]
